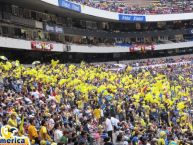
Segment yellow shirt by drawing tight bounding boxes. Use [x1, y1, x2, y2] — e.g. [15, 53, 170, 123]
[117, 105, 122, 113]
[144, 105, 150, 115]
[158, 138, 165, 145]
[55, 95, 61, 103]
[28, 125, 38, 140]
[8, 118, 17, 128]
[39, 126, 51, 141]
[77, 101, 83, 109]
[93, 109, 101, 119]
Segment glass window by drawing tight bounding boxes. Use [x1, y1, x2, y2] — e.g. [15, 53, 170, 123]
[23, 9, 31, 18]
[50, 33, 56, 41]
[57, 17, 63, 24]
[2, 26, 8, 35]
[36, 12, 43, 21]
[3, 4, 11, 13]
[31, 11, 36, 20]
[12, 5, 19, 16]
[33, 30, 38, 40]
[26, 29, 32, 40]
[8, 27, 15, 37]
[14, 28, 21, 38]
[44, 32, 50, 41]
[19, 8, 23, 17]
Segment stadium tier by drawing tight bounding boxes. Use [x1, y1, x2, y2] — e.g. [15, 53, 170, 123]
[0, 0, 192, 62]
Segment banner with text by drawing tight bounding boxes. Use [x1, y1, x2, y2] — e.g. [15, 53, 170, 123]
[31, 41, 53, 51]
[119, 14, 146, 22]
[58, 0, 81, 12]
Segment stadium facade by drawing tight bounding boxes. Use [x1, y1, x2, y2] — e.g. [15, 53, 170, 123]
[0, 0, 192, 63]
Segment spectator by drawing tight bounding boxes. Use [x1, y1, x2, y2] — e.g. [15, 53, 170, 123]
[8, 112, 17, 128]
[39, 120, 52, 145]
[28, 118, 39, 144]
[105, 115, 113, 142]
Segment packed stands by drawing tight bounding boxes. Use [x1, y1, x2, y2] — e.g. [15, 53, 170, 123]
[0, 56, 193, 145]
[70, 0, 193, 14]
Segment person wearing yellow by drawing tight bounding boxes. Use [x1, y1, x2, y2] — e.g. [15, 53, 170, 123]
[77, 100, 84, 109]
[158, 131, 166, 145]
[28, 119, 39, 144]
[39, 120, 52, 145]
[8, 112, 17, 128]
[93, 106, 101, 120]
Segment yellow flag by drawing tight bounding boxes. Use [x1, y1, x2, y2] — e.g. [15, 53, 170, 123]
[19, 115, 24, 136]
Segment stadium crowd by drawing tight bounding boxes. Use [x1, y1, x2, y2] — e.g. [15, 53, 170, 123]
[70, 0, 193, 14]
[0, 56, 193, 145]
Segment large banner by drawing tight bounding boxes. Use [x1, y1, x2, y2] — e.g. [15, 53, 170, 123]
[58, 0, 81, 12]
[31, 41, 53, 51]
[129, 44, 155, 52]
[119, 14, 146, 22]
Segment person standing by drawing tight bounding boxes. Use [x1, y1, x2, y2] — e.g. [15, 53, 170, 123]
[160, 108, 169, 124]
[54, 123, 63, 144]
[105, 115, 113, 142]
[47, 115, 55, 133]
[28, 118, 39, 144]
[93, 106, 101, 122]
